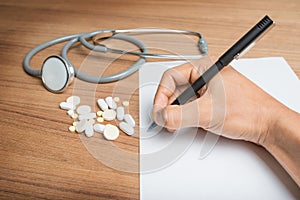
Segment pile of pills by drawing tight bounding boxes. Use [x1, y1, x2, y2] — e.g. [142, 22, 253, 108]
[59, 95, 135, 141]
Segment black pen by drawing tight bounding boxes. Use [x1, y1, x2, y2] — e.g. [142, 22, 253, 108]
[147, 15, 275, 131]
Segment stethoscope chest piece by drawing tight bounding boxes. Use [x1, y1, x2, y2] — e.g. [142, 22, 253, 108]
[41, 55, 74, 93]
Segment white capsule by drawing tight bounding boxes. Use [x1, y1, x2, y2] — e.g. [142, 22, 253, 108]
[85, 124, 94, 137]
[93, 123, 106, 133]
[116, 106, 125, 120]
[105, 96, 117, 109]
[76, 105, 91, 115]
[60, 102, 75, 110]
[103, 124, 119, 140]
[78, 112, 96, 121]
[66, 96, 80, 106]
[102, 109, 117, 121]
[97, 98, 108, 111]
[119, 122, 134, 136]
[75, 119, 88, 133]
[124, 114, 135, 127]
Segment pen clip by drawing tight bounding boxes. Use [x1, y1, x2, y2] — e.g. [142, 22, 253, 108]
[234, 20, 275, 60]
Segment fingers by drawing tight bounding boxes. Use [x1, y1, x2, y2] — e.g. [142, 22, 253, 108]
[153, 94, 212, 130]
[153, 58, 211, 110]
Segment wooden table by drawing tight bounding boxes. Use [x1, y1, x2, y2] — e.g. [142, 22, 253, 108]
[0, 0, 299, 199]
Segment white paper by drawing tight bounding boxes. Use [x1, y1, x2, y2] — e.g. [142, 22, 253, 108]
[140, 57, 300, 199]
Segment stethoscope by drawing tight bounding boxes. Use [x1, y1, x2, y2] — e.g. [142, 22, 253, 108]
[23, 28, 208, 93]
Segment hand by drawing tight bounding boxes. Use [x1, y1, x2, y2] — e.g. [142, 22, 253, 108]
[152, 57, 286, 145]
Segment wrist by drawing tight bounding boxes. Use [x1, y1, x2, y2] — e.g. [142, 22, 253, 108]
[261, 105, 299, 150]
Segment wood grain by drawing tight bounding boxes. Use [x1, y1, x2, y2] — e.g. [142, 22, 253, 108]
[0, 0, 299, 199]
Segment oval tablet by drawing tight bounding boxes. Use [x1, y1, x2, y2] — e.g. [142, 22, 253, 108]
[75, 119, 88, 133]
[103, 124, 119, 140]
[60, 102, 75, 110]
[67, 96, 80, 106]
[94, 123, 105, 133]
[76, 105, 91, 115]
[78, 112, 96, 121]
[119, 122, 134, 136]
[102, 109, 117, 121]
[97, 98, 108, 111]
[105, 96, 117, 109]
[85, 124, 94, 137]
[124, 114, 135, 127]
[116, 106, 125, 121]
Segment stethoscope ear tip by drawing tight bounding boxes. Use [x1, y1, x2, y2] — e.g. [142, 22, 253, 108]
[41, 55, 74, 93]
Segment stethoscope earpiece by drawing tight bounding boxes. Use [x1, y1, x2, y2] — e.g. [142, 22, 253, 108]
[41, 55, 74, 93]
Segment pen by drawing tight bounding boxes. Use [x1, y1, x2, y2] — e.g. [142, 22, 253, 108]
[147, 15, 275, 131]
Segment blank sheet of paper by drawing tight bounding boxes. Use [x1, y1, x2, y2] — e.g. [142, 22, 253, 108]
[139, 57, 300, 199]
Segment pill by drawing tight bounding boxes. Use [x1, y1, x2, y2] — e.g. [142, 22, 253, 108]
[76, 105, 91, 115]
[116, 106, 125, 120]
[113, 96, 120, 103]
[96, 110, 103, 117]
[67, 109, 75, 116]
[103, 124, 119, 140]
[102, 109, 117, 121]
[124, 114, 135, 127]
[71, 113, 78, 119]
[73, 121, 78, 126]
[78, 112, 96, 121]
[85, 124, 94, 137]
[60, 102, 75, 110]
[97, 117, 104, 123]
[122, 101, 129, 107]
[119, 122, 134, 136]
[69, 125, 76, 132]
[66, 96, 80, 106]
[94, 123, 106, 133]
[97, 98, 108, 111]
[105, 96, 117, 109]
[75, 119, 88, 133]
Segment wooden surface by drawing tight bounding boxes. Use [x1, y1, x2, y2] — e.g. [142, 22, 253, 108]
[0, 0, 299, 199]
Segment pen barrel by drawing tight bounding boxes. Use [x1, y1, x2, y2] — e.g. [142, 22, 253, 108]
[219, 15, 274, 66]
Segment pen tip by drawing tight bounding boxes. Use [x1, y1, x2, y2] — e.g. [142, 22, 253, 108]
[147, 122, 157, 132]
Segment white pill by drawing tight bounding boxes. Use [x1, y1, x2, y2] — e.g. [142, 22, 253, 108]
[66, 96, 80, 106]
[67, 109, 75, 116]
[85, 124, 94, 137]
[116, 106, 125, 120]
[76, 105, 91, 115]
[68, 125, 76, 132]
[122, 101, 129, 107]
[78, 112, 96, 121]
[119, 122, 134, 136]
[97, 98, 108, 111]
[124, 114, 135, 127]
[113, 97, 120, 103]
[105, 96, 117, 109]
[60, 102, 75, 110]
[93, 123, 106, 133]
[103, 124, 119, 140]
[97, 117, 104, 123]
[75, 119, 88, 133]
[102, 109, 117, 121]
